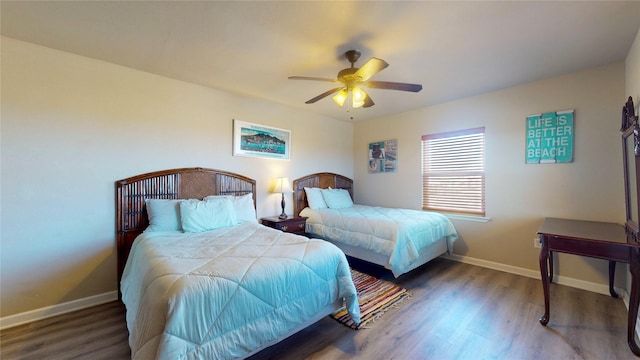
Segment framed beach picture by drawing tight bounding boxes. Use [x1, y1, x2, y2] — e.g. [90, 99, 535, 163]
[233, 119, 291, 160]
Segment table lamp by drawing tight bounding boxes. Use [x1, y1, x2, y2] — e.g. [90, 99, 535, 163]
[273, 177, 292, 219]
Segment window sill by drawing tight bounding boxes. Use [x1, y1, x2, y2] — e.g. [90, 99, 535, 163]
[444, 213, 492, 223]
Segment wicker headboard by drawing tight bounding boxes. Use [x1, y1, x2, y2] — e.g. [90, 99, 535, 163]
[115, 167, 256, 282]
[292, 172, 353, 217]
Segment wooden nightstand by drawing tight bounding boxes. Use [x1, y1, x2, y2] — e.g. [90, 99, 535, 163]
[261, 216, 308, 236]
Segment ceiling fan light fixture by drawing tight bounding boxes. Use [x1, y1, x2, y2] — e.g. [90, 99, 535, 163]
[352, 87, 366, 108]
[333, 89, 348, 107]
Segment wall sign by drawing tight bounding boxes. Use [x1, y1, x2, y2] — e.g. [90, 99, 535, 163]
[526, 110, 574, 164]
[368, 139, 397, 173]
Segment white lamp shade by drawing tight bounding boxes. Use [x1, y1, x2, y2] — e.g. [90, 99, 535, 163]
[332, 89, 348, 107]
[352, 87, 366, 108]
[273, 177, 292, 193]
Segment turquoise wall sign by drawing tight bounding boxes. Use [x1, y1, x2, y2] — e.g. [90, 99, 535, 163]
[526, 110, 574, 164]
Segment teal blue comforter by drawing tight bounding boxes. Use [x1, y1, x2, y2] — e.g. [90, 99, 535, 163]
[121, 222, 360, 359]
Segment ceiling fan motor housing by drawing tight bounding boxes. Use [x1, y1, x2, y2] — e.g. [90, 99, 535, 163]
[339, 50, 363, 87]
[337, 67, 360, 87]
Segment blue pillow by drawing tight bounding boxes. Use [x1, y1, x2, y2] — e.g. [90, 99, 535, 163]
[321, 188, 353, 209]
[179, 198, 236, 233]
[145, 199, 183, 232]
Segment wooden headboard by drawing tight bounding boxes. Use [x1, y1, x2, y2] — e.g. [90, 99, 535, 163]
[115, 167, 256, 282]
[292, 172, 353, 217]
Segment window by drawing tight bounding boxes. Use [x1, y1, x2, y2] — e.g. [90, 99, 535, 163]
[421, 127, 485, 216]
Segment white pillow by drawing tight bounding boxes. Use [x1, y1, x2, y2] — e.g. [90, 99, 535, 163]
[145, 199, 183, 232]
[179, 198, 236, 232]
[204, 193, 257, 223]
[229, 193, 257, 223]
[321, 188, 353, 209]
[304, 187, 328, 209]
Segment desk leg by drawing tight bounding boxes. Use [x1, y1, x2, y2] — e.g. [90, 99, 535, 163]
[609, 261, 619, 298]
[549, 251, 554, 283]
[539, 235, 550, 325]
[628, 250, 640, 356]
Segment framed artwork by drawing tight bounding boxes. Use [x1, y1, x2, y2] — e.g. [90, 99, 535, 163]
[525, 110, 574, 164]
[368, 139, 398, 173]
[233, 119, 291, 160]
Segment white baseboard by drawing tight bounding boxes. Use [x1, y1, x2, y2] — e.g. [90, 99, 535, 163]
[0, 291, 118, 330]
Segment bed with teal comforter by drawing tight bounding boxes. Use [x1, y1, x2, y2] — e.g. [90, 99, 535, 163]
[301, 205, 458, 277]
[121, 222, 360, 360]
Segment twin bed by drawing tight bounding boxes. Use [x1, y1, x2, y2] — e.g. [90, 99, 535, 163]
[117, 168, 457, 359]
[293, 172, 458, 278]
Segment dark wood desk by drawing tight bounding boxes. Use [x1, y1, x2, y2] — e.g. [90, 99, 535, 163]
[538, 217, 640, 357]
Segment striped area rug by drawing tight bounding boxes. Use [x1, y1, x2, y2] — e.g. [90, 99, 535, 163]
[331, 269, 410, 329]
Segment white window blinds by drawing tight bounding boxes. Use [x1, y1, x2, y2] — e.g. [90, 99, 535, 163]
[421, 127, 485, 216]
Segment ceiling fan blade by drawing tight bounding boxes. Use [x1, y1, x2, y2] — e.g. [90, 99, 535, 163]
[305, 87, 345, 104]
[288, 76, 338, 83]
[365, 81, 423, 92]
[355, 58, 389, 82]
[363, 94, 375, 108]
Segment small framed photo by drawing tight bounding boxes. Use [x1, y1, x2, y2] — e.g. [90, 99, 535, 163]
[368, 139, 398, 173]
[233, 119, 291, 160]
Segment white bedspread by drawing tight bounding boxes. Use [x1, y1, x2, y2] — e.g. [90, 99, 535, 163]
[301, 205, 458, 277]
[121, 222, 360, 360]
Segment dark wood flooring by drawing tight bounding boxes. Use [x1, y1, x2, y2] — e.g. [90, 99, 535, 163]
[1, 258, 636, 359]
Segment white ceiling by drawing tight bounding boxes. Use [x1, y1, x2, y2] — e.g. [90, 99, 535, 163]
[2, 1, 640, 122]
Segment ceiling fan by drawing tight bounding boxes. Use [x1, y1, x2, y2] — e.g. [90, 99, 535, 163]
[288, 50, 422, 109]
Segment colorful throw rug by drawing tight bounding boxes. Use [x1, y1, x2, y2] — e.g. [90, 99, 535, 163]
[331, 269, 410, 329]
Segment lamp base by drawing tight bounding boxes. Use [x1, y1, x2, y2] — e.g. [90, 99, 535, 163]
[279, 193, 287, 219]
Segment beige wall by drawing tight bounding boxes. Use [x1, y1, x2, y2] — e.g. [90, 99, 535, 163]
[0, 37, 354, 317]
[354, 62, 626, 286]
